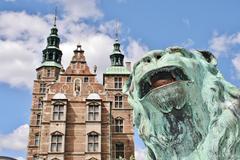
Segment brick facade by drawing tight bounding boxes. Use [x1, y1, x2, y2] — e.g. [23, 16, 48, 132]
[27, 39, 134, 159]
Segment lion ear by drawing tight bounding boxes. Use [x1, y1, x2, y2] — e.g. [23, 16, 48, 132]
[123, 74, 133, 94]
[198, 50, 217, 66]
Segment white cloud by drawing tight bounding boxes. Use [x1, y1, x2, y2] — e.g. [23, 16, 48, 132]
[126, 38, 148, 63]
[232, 55, 240, 79]
[47, 0, 103, 21]
[0, 124, 29, 151]
[16, 157, 25, 160]
[0, 0, 149, 89]
[209, 32, 240, 57]
[135, 148, 146, 160]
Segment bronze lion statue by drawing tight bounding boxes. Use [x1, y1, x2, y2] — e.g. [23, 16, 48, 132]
[124, 47, 240, 160]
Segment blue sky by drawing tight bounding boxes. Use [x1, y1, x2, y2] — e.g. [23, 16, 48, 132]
[0, 0, 240, 159]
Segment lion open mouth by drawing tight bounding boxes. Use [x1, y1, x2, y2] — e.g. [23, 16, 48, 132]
[139, 66, 189, 99]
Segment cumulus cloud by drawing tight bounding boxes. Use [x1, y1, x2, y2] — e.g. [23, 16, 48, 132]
[126, 38, 148, 62]
[0, 124, 29, 151]
[232, 54, 240, 79]
[209, 32, 240, 57]
[0, 6, 148, 88]
[47, 0, 103, 21]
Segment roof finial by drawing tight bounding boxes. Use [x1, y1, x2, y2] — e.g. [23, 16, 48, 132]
[54, 7, 57, 27]
[114, 20, 120, 41]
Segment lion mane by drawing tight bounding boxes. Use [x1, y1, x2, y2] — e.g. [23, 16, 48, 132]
[124, 47, 240, 160]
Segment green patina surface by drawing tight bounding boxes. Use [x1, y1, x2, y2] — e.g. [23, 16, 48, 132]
[40, 61, 62, 68]
[105, 66, 130, 75]
[124, 47, 240, 160]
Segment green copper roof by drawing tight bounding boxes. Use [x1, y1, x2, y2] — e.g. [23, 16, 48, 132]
[40, 61, 62, 68]
[104, 66, 130, 75]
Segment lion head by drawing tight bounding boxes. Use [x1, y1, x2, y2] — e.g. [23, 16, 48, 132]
[124, 47, 240, 160]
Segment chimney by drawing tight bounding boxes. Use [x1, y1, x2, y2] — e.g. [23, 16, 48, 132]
[125, 62, 131, 71]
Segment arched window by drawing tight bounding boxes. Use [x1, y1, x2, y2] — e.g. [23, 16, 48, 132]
[88, 132, 99, 152]
[74, 79, 81, 96]
[89, 158, 98, 160]
[115, 117, 123, 133]
[115, 142, 124, 159]
[115, 94, 123, 108]
[51, 132, 63, 152]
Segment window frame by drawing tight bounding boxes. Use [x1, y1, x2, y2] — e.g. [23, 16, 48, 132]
[114, 77, 122, 89]
[115, 142, 125, 159]
[88, 132, 99, 152]
[115, 94, 123, 108]
[53, 104, 64, 121]
[115, 117, 123, 133]
[40, 83, 46, 93]
[88, 103, 99, 121]
[50, 134, 63, 152]
[36, 113, 41, 126]
[34, 133, 40, 146]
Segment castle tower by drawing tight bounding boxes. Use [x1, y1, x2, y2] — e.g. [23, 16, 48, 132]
[103, 37, 134, 159]
[27, 15, 64, 159]
[27, 18, 134, 159]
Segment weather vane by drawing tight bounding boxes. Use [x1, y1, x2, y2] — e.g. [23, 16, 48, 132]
[114, 20, 120, 41]
[54, 7, 57, 26]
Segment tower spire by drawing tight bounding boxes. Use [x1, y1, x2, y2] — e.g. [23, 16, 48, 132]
[54, 7, 57, 27]
[114, 20, 120, 41]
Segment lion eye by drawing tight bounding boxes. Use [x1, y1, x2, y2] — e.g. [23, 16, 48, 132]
[143, 57, 151, 63]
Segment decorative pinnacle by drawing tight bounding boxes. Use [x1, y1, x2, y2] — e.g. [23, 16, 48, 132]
[54, 7, 57, 27]
[114, 20, 120, 41]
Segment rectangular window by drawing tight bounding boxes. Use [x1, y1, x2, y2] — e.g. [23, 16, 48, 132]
[40, 83, 46, 93]
[115, 119, 123, 133]
[114, 77, 122, 89]
[47, 69, 51, 77]
[53, 105, 64, 121]
[88, 134, 98, 152]
[88, 105, 99, 121]
[35, 134, 40, 146]
[66, 76, 71, 82]
[116, 143, 124, 159]
[36, 114, 41, 126]
[84, 77, 89, 83]
[115, 95, 123, 108]
[51, 135, 62, 152]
